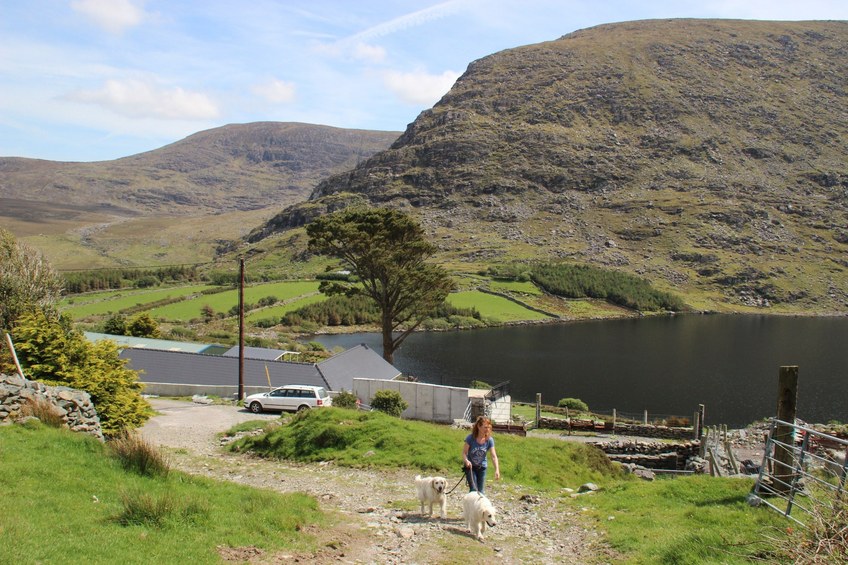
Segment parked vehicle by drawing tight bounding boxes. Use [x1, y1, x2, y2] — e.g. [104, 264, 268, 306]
[244, 385, 332, 414]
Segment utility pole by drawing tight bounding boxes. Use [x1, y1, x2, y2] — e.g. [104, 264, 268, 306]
[238, 257, 245, 402]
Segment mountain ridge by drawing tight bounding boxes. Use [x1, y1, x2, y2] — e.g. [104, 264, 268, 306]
[0, 122, 400, 215]
[253, 18, 848, 313]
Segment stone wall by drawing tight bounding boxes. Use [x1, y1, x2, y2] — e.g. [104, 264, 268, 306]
[587, 439, 701, 471]
[0, 373, 104, 441]
[538, 416, 696, 440]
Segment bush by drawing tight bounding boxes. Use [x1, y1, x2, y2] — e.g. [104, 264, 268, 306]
[775, 498, 847, 563]
[557, 397, 589, 412]
[333, 390, 359, 409]
[2, 311, 151, 436]
[102, 313, 127, 335]
[469, 380, 492, 390]
[109, 431, 170, 477]
[370, 390, 408, 417]
[117, 490, 208, 528]
[134, 275, 159, 288]
[126, 313, 160, 338]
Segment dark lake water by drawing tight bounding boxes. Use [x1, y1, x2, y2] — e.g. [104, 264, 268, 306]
[311, 315, 848, 428]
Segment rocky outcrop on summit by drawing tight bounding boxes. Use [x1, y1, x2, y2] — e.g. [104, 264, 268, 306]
[259, 19, 848, 312]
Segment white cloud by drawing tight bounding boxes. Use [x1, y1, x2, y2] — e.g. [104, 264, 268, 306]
[353, 42, 387, 63]
[252, 78, 297, 104]
[70, 0, 147, 34]
[383, 70, 460, 105]
[65, 79, 219, 120]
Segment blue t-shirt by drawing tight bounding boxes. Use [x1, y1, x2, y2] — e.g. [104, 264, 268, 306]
[465, 434, 494, 468]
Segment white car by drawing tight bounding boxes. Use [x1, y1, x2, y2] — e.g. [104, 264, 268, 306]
[244, 385, 332, 414]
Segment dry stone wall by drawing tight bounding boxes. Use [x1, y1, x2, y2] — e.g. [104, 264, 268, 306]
[0, 373, 104, 441]
[538, 416, 695, 440]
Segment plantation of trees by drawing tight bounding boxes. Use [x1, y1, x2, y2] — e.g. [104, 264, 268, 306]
[62, 265, 201, 294]
[530, 262, 686, 312]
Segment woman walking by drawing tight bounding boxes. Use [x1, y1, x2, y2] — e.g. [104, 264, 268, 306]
[462, 416, 500, 494]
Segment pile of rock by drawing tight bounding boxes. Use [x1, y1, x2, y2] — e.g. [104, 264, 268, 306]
[0, 373, 103, 441]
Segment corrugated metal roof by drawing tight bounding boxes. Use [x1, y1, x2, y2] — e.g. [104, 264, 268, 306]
[84, 332, 220, 354]
[120, 348, 326, 389]
[317, 344, 401, 391]
[221, 345, 301, 361]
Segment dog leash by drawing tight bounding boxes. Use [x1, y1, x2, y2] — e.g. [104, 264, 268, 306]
[447, 464, 480, 494]
[445, 471, 467, 494]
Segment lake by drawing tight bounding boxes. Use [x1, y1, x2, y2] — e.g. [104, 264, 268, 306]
[311, 315, 848, 428]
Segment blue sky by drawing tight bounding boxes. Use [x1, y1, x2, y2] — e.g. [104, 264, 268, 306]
[2, 1, 847, 162]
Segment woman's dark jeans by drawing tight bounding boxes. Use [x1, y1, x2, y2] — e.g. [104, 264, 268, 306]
[466, 465, 487, 494]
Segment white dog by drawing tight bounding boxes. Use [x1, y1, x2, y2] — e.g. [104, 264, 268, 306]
[462, 491, 497, 541]
[414, 475, 448, 519]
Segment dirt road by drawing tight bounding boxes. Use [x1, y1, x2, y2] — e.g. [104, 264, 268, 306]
[140, 398, 616, 564]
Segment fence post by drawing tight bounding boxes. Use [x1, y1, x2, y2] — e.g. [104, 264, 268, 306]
[535, 393, 541, 427]
[643, 409, 648, 425]
[612, 408, 616, 433]
[693, 411, 700, 440]
[698, 404, 705, 439]
[773, 366, 799, 496]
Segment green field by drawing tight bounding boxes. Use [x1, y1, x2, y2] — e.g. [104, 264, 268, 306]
[447, 290, 551, 323]
[150, 281, 320, 322]
[61, 284, 218, 320]
[489, 279, 542, 295]
[246, 293, 326, 323]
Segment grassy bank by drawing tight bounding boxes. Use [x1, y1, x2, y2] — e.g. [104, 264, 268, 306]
[0, 422, 325, 564]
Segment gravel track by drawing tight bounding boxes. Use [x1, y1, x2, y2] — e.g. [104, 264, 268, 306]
[140, 398, 616, 564]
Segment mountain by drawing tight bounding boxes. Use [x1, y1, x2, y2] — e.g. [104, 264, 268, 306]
[1, 123, 399, 269]
[252, 19, 848, 313]
[1, 122, 400, 214]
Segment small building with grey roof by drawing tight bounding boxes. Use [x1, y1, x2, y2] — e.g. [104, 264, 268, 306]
[85, 331, 401, 398]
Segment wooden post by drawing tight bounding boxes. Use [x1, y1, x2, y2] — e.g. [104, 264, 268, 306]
[643, 410, 648, 425]
[535, 393, 541, 427]
[4, 333, 25, 379]
[612, 408, 617, 433]
[693, 411, 700, 440]
[773, 366, 799, 495]
[698, 404, 705, 438]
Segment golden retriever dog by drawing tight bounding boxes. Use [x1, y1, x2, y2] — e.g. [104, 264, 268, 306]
[462, 491, 497, 540]
[414, 474, 448, 519]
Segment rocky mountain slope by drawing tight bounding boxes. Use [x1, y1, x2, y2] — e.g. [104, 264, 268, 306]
[253, 19, 848, 313]
[0, 122, 399, 215]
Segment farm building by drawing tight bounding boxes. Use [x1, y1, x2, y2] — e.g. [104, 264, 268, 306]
[84, 333, 400, 397]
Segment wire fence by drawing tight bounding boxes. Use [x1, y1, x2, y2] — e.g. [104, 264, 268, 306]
[751, 418, 848, 526]
[586, 408, 693, 426]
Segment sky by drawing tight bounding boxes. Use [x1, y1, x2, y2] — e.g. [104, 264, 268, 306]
[2, 1, 847, 162]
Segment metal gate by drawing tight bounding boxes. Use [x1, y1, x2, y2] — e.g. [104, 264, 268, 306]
[751, 419, 847, 525]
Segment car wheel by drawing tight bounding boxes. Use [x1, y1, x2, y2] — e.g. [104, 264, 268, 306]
[297, 404, 310, 412]
[249, 401, 263, 414]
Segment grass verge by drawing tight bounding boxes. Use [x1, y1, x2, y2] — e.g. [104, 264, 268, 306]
[0, 421, 325, 564]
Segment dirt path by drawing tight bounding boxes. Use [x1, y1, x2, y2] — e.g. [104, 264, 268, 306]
[140, 399, 616, 564]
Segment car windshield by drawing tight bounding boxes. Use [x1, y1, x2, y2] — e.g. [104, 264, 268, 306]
[315, 388, 326, 397]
